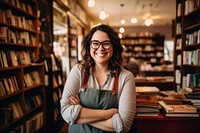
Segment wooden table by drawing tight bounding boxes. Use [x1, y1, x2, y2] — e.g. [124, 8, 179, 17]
[130, 114, 200, 133]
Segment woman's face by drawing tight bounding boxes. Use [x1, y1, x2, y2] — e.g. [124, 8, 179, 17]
[90, 30, 113, 66]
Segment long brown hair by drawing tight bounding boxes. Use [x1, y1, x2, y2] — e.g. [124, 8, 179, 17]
[80, 24, 124, 77]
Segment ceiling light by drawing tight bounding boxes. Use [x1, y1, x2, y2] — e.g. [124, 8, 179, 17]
[99, 10, 106, 20]
[118, 33, 123, 39]
[119, 4, 125, 25]
[88, 0, 95, 7]
[119, 27, 125, 33]
[120, 19, 125, 25]
[145, 18, 154, 26]
[131, 18, 137, 24]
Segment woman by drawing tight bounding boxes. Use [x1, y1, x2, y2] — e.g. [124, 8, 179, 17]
[60, 24, 136, 133]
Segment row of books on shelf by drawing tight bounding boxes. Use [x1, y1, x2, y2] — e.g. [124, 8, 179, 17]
[24, 71, 41, 88]
[0, 27, 37, 45]
[124, 52, 163, 58]
[125, 46, 155, 51]
[0, 75, 19, 96]
[121, 39, 154, 45]
[25, 94, 43, 111]
[135, 76, 174, 82]
[0, 9, 35, 31]
[0, 50, 34, 68]
[182, 74, 200, 88]
[43, 54, 61, 72]
[53, 89, 62, 104]
[1, 0, 34, 15]
[54, 107, 60, 121]
[25, 112, 44, 133]
[125, 45, 163, 50]
[184, 0, 200, 15]
[183, 50, 200, 66]
[9, 101, 23, 119]
[177, 0, 200, 17]
[45, 74, 63, 87]
[185, 29, 200, 46]
[176, 50, 200, 66]
[0, 96, 44, 126]
[0, 107, 13, 125]
[1, 111, 44, 132]
[136, 86, 200, 117]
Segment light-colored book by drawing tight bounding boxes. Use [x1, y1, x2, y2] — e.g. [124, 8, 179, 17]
[159, 100, 197, 113]
[136, 86, 159, 93]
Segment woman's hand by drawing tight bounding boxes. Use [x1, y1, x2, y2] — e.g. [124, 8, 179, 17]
[106, 108, 118, 119]
[70, 95, 80, 105]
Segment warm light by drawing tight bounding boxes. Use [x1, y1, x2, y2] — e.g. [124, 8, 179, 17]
[99, 10, 106, 20]
[118, 33, 123, 39]
[144, 18, 154, 26]
[119, 27, 125, 33]
[120, 19, 125, 24]
[131, 18, 137, 24]
[88, 0, 95, 7]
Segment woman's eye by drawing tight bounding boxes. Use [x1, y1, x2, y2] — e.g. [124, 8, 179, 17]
[93, 43, 99, 45]
[104, 42, 110, 45]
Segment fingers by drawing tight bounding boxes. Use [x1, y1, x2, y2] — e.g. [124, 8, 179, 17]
[70, 95, 80, 105]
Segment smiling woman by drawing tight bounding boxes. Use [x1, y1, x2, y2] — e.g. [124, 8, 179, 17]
[60, 24, 136, 133]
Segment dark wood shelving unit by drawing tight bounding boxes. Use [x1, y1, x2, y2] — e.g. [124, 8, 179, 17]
[174, 0, 200, 92]
[0, 0, 46, 132]
[121, 35, 165, 67]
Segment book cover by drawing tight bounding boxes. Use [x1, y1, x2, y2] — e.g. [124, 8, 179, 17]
[159, 100, 197, 113]
[0, 27, 7, 42]
[136, 86, 160, 93]
[160, 108, 199, 117]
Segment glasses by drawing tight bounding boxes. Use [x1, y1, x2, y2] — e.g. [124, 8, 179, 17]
[90, 40, 112, 50]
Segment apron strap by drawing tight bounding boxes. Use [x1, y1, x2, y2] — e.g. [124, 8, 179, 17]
[81, 73, 89, 91]
[112, 74, 119, 95]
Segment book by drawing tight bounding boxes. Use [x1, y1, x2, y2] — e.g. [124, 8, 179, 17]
[159, 100, 197, 113]
[185, 92, 200, 99]
[160, 108, 199, 117]
[137, 112, 159, 116]
[136, 86, 160, 93]
[0, 27, 7, 42]
[136, 92, 163, 116]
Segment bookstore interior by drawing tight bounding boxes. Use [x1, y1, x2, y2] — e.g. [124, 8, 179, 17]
[0, 0, 200, 133]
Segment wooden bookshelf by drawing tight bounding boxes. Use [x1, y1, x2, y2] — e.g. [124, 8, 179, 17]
[38, 0, 53, 58]
[121, 35, 165, 67]
[43, 54, 64, 133]
[38, 0, 65, 132]
[174, 0, 200, 92]
[142, 70, 174, 76]
[0, 0, 46, 132]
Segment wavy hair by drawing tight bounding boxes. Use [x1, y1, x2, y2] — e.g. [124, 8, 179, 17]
[80, 24, 124, 77]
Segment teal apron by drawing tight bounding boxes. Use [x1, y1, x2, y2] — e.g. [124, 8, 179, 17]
[69, 73, 119, 133]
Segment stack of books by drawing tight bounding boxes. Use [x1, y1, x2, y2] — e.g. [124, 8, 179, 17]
[184, 89, 200, 112]
[159, 99, 199, 117]
[136, 86, 162, 116]
[136, 93, 160, 116]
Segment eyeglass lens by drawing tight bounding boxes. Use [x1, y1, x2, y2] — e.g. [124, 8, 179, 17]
[90, 40, 111, 49]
